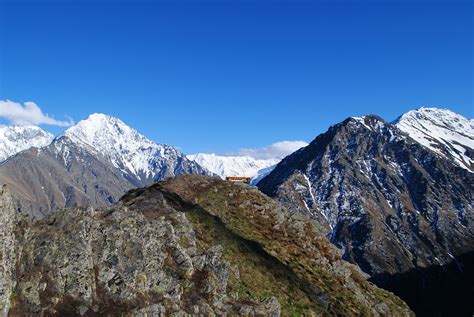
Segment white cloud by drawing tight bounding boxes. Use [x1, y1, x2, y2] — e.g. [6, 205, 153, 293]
[236, 140, 308, 160]
[0, 100, 74, 127]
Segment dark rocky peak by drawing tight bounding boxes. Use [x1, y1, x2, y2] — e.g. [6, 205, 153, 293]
[257, 113, 474, 316]
[258, 114, 404, 196]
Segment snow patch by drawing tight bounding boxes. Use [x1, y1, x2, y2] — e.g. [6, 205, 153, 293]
[395, 107, 474, 172]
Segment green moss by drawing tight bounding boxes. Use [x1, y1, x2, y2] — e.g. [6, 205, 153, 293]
[9, 288, 17, 305]
[153, 286, 166, 295]
[178, 236, 193, 249]
[135, 272, 147, 287]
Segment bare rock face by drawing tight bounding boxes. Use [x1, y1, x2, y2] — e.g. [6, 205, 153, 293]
[0, 187, 16, 317]
[0, 176, 412, 316]
[257, 115, 474, 315]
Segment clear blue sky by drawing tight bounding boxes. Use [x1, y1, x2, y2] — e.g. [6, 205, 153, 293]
[0, 0, 472, 154]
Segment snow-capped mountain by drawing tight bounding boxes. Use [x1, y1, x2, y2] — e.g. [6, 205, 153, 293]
[187, 153, 280, 181]
[0, 113, 210, 218]
[0, 125, 53, 162]
[259, 111, 474, 277]
[394, 107, 473, 172]
[258, 111, 474, 316]
[63, 113, 208, 185]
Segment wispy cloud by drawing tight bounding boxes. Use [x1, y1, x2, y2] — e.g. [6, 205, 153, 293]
[236, 140, 308, 160]
[0, 100, 74, 127]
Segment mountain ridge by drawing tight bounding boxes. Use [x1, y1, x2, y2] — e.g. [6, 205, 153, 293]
[0, 114, 210, 219]
[187, 152, 280, 182]
[394, 107, 474, 172]
[257, 112, 474, 315]
[62, 113, 209, 185]
[0, 175, 413, 316]
[0, 107, 472, 315]
[0, 125, 53, 162]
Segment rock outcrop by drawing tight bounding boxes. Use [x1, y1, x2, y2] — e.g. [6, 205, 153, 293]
[0, 186, 16, 317]
[0, 176, 412, 316]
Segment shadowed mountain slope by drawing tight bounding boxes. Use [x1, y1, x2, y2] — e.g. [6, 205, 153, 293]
[258, 114, 474, 316]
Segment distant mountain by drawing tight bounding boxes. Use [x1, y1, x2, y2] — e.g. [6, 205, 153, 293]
[394, 107, 473, 172]
[0, 136, 133, 219]
[0, 125, 53, 162]
[258, 109, 474, 316]
[187, 153, 279, 182]
[64, 113, 209, 186]
[0, 114, 210, 219]
[249, 164, 278, 185]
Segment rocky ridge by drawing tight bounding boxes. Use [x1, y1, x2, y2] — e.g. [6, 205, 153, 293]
[0, 186, 15, 317]
[0, 175, 412, 316]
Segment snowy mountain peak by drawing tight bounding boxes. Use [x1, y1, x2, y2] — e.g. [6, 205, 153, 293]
[0, 125, 53, 162]
[395, 107, 473, 135]
[395, 107, 474, 171]
[62, 113, 199, 181]
[64, 113, 155, 150]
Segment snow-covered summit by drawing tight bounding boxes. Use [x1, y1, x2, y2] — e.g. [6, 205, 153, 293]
[62, 113, 205, 181]
[394, 107, 474, 171]
[63, 113, 156, 151]
[187, 153, 280, 180]
[0, 125, 53, 162]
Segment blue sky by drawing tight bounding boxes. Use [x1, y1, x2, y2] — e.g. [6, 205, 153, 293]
[0, 0, 472, 155]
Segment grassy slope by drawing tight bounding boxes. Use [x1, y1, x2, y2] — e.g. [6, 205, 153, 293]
[158, 176, 412, 316]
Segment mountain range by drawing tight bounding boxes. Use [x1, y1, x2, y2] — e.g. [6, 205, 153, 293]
[0, 113, 209, 219]
[187, 153, 280, 183]
[0, 107, 472, 316]
[0, 120, 290, 186]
